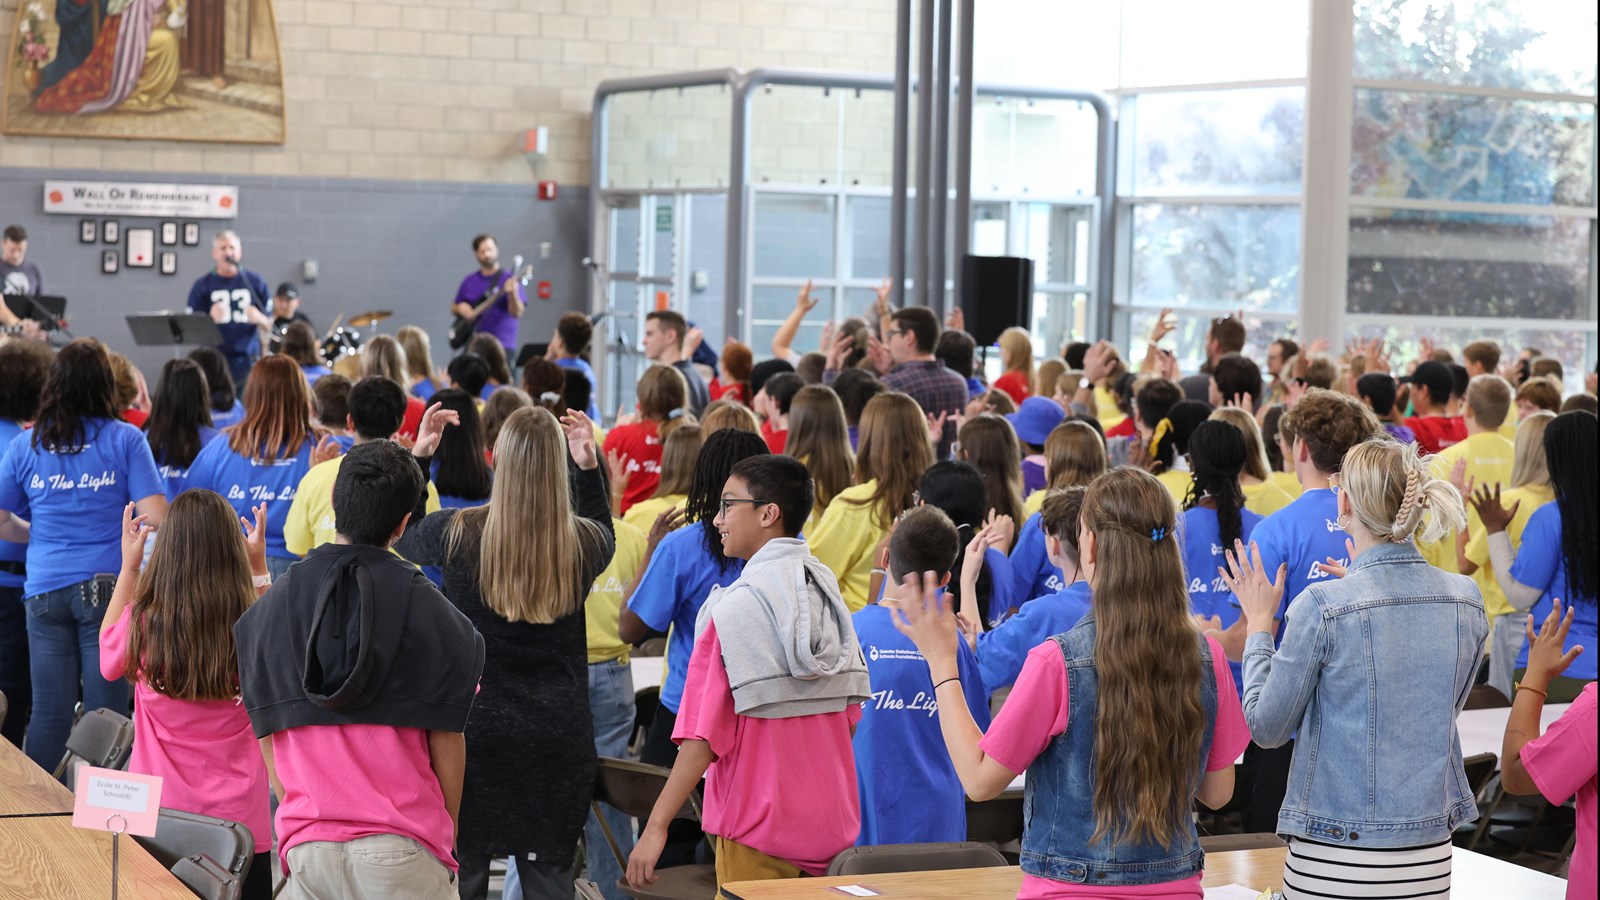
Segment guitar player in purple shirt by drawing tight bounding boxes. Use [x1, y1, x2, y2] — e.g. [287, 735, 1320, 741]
[451, 234, 525, 352]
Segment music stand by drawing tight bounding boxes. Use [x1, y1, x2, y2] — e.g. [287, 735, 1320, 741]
[515, 342, 550, 368]
[126, 312, 223, 358]
[5, 294, 67, 329]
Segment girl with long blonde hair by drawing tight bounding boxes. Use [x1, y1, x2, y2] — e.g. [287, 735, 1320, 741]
[810, 392, 934, 611]
[783, 385, 855, 518]
[99, 492, 275, 899]
[1230, 437, 1483, 898]
[893, 466, 1247, 895]
[183, 354, 316, 578]
[396, 325, 443, 401]
[362, 334, 427, 440]
[396, 406, 614, 899]
[993, 326, 1035, 405]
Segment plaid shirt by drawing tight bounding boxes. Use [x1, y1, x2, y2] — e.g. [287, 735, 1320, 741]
[886, 360, 967, 459]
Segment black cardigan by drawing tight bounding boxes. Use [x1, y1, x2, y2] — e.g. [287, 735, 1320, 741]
[394, 464, 615, 861]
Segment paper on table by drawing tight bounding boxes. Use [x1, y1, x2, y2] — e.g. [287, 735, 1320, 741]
[828, 886, 880, 897]
[1203, 885, 1269, 900]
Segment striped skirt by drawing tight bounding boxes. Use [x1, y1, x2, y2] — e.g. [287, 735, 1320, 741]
[1281, 836, 1452, 899]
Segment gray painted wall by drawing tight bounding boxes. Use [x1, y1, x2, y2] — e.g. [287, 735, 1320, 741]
[0, 168, 590, 380]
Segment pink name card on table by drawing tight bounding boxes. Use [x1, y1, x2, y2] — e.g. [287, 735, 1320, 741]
[72, 766, 164, 837]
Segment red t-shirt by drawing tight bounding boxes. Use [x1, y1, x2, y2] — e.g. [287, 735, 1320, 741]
[603, 420, 662, 514]
[1105, 417, 1135, 439]
[994, 371, 1031, 405]
[761, 419, 788, 455]
[399, 396, 424, 442]
[1404, 415, 1465, 454]
[122, 408, 148, 428]
[711, 379, 749, 406]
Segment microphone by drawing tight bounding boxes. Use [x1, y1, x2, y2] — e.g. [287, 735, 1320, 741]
[589, 311, 610, 326]
[581, 257, 600, 269]
[512, 253, 524, 271]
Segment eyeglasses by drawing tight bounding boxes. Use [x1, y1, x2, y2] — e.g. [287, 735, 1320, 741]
[717, 497, 770, 516]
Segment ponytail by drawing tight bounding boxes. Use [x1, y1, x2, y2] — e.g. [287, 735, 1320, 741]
[1342, 438, 1465, 544]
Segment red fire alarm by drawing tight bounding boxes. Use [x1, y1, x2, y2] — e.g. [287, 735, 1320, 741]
[538, 181, 558, 200]
[536, 281, 553, 300]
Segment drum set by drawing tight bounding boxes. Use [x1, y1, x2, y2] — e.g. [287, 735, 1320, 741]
[268, 310, 392, 374]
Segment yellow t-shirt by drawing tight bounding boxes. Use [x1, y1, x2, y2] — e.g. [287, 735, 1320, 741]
[809, 479, 889, 613]
[1157, 469, 1192, 506]
[1464, 484, 1553, 622]
[1093, 384, 1127, 431]
[622, 494, 686, 533]
[1419, 431, 1515, 578]
[1023, 489, 1047, 518]
[1241, 480, 1296, 518]
[1269, 470, 1303, 499]
[587, 518, 646, 663]
[283, 454, 441, 556]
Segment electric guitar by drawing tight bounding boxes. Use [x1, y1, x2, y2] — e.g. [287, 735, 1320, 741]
[449, 258, 534, 350]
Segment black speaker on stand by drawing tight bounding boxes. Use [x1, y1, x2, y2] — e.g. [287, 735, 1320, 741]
[959, 255, 1033, 347]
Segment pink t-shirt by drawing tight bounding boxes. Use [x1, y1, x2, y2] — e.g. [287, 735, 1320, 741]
[1521, 682, 1596, 900]
[672, 622, 863, 875]
[269, 724, 457, 875]
[99, 605, 272, 854]
[978, 636, 1250, 900]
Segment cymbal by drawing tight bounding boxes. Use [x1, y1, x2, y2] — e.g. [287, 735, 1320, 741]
[347, 310, 393, 328]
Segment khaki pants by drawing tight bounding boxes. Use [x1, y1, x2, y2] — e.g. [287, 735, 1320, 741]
[281, 835, 456, 900]
[713, 835, 805, 899]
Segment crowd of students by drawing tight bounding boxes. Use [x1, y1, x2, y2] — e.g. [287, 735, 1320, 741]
[0, 303, 1595, 900]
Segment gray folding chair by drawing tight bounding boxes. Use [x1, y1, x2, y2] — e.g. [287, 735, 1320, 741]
[52, 707, 135, 790]
[826, 842, 1008, 876]
[134, 808, 255, 881]
[168, 854, 244, 900]
[965, 790, 1024, 846]
[575, 880, 607, 900]
[590, 757, 716, 900]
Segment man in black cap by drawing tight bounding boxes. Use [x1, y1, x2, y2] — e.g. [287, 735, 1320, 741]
[1400, 360, 1465, 454]
[273, 282, 313, 331]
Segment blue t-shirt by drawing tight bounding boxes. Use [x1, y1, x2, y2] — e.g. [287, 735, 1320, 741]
[331, 434, 357, 454]
[411, 379, 437, 402]
[154, 426, 222, 502]
[976, 580, 1093, 692]
[1511, 502, 1598, 680]
[211, 400, 246, 430]
[983, 547, 1018, 627]
[186, 270, 271, 361]
[1180, 504, 1264, 695]
[0, 419, 165, 597]
[0, 420, 26, 589]
[1007, 512, 1065, 605]
[1249, 488, 1350, 634]
[301, 365, 332, 385]
[628, 524, 744, 713]
[853, 602, 991, 846]
[182, 435, 315, 560]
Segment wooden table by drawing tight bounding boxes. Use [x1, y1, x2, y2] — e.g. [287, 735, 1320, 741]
[0, 738, 194, 898]
[0, 738, 73, 816]
[721, 846, 1568, 899]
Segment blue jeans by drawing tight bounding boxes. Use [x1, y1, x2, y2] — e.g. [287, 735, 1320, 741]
[504, 657, 636, 900]
[267, 555, 297, 580]
[22, 579, 129, 769]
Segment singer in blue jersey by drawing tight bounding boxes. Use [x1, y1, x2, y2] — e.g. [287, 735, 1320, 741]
[185, 230, 272, 388]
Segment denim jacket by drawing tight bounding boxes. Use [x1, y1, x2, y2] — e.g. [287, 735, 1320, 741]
[1242, 541, 1488, 847]
[1021, 616, 1217, 885]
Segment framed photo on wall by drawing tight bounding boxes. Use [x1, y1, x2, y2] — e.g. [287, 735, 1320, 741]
[182, 222, 200, 245]
[126, 228, 155, 267]
[79, 219, 97, 243]
[101, 250, 119, 274]
[160, 222, 178, 245]
[159, 251, 177, 275]
[102, 220, 120, 244]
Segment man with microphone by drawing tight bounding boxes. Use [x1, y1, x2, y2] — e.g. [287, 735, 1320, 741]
[186, 230, 272, 387]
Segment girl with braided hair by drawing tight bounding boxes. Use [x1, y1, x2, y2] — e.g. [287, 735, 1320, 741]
[1182, 421, 1264, 698]
[1227, 436, 1485, 899]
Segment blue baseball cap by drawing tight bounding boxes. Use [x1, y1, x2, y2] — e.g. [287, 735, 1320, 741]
[1006, 396, 1065, 446]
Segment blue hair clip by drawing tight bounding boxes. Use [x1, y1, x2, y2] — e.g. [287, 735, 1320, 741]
[1150, 526, 1168, 542]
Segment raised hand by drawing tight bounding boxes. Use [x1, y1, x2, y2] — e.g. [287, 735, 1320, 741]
[1221, 539, 1287, 634]
[560, 410, 599, 470]
[606, 449, 631, 495]
[1149, 306, 1176, 344]
[889, 569, 960, 676]
[872, 278, 894, 318]
[1447, 458, 1475, 500]
[826, 332, 855, 370]
[945, 306, 965, 332]
[926, 411, 948, 447]
[1306, 337, 1330, 357]
[1524, 599, 1583, 685]
[1082, 339, 1115, 382]
[412, 401, 461, 457]
[614, 404, 640, 428]
[866, 333, 893, 374]
[119, 502, 152, 575]
[981, 509, 1015, 552]
[241, 502, 269, 575]
[683, 327, 704, 359]
[1470, 483, 1520, 535]
[311, 434, 344, 467]
[796, 279, 820, 314]
[647, 505, 686, 554]
[1313, 537, 1358, 579]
